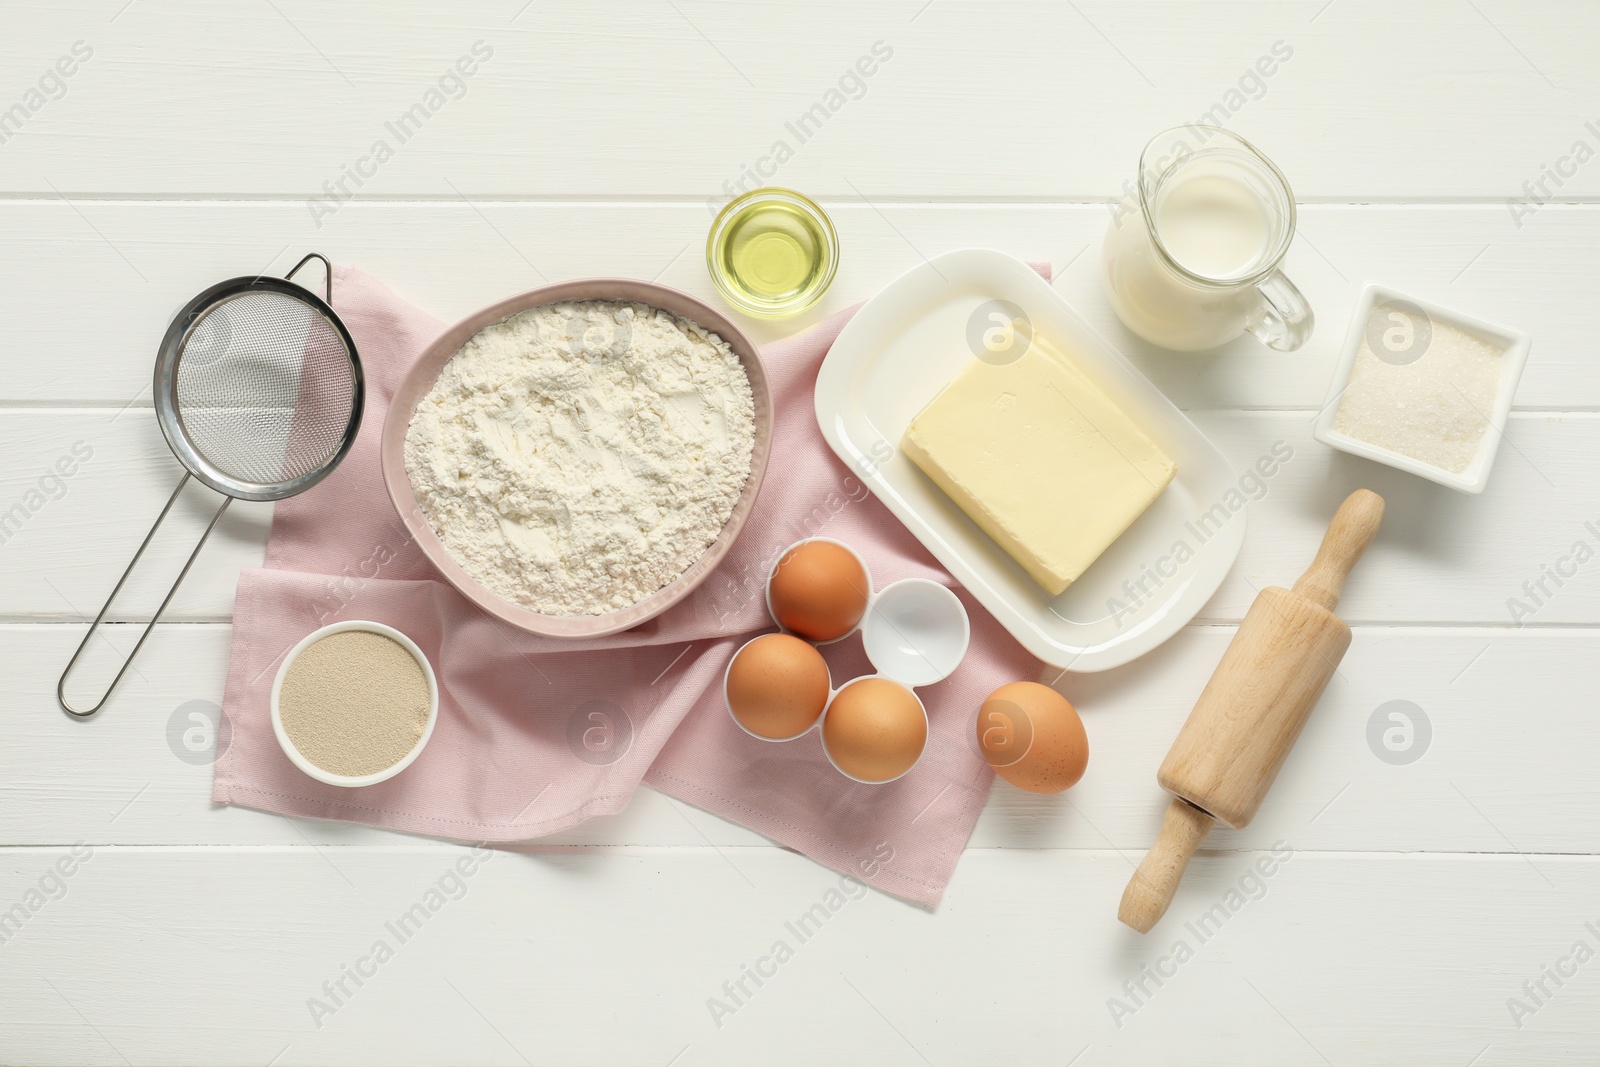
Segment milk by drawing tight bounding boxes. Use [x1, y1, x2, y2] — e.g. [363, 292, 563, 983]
[1155, 169, 1272, 279]
[1102, 162, 1279, 351]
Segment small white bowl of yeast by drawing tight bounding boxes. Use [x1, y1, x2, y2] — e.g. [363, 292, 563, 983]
[271, 620, 439, 788]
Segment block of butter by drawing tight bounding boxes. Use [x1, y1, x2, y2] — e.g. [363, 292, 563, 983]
[901, 338, 1176, 596]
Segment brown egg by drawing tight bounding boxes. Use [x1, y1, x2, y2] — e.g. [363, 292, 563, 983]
[726, 634, 831, 740]
[976, 681, 1088, 794]
[822, 677, 927, 783]
[768, 540, 871, 642]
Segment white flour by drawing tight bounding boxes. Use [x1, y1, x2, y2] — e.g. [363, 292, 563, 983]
[405, 300, 755, 615]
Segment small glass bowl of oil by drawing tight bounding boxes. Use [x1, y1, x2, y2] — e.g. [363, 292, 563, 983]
[707, 188, 838, 318]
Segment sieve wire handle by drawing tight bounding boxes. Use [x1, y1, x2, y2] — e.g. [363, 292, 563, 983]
[285, 252, 332, 303]
[57, 473, 233, 719]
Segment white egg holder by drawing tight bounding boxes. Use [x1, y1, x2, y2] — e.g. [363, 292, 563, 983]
[725, 537, 972, 784]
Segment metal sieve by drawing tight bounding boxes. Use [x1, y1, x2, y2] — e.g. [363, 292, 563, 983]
[58, 253, 364, 718]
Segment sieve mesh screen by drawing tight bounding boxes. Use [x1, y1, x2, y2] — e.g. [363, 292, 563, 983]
[173, 290, 356, 486]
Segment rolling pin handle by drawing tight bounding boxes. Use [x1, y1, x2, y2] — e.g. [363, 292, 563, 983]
[1118, 798, 1216, 934]
[1290, 489, 1385, 612]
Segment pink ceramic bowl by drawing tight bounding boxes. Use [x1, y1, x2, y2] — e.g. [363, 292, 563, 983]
[381, 278, 773, 639]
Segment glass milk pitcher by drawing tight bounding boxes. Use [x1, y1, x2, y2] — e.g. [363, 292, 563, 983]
[1102, 126, 1312, 352]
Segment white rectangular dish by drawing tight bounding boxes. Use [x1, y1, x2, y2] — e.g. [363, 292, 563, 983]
[814, 248, 1245, 672]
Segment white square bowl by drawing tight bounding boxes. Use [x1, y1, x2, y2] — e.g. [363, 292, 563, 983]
[1312, 282, 1532, 495]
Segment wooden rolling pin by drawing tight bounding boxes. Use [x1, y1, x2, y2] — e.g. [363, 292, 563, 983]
[1118, 488, 1385, 933]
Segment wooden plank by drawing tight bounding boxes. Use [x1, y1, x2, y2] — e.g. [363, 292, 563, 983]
[0, 202, 1590, 410]
[5, 623, 1597, 855]
[0, 2, 1594, 199]
[0, 413, 271, 622]
[1188, 411, 1600, 624]
[4, 409, 1597, 624]
[0, 846, 1593, 1065]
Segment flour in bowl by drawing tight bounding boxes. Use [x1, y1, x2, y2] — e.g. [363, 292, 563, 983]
[405, 300, 756, 615]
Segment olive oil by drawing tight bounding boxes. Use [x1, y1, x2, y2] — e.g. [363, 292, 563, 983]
[708, 188, 838, 318]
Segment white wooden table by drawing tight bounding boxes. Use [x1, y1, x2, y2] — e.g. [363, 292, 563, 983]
[5, 2, 1599, 1063]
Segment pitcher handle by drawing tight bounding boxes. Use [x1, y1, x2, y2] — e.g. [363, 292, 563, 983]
[1247, 269, 1313, 352]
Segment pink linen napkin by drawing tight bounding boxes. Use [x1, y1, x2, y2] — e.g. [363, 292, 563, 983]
[214, 264, 1046, 906]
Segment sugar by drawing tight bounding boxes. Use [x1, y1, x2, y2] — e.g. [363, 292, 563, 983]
[1332, 316, 1505, 474]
